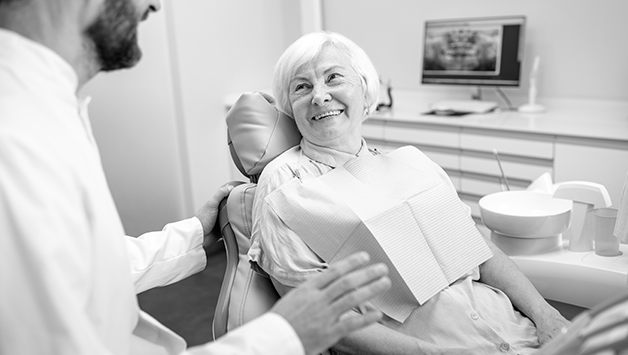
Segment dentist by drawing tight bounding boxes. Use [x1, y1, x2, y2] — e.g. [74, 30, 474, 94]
[0, 0, 391, 354]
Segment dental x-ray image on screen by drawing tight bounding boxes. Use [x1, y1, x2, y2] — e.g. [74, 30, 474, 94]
[421, 16, 525, 87]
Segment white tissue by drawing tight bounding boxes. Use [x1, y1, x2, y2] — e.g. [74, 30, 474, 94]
[614, 173, 628, 243]
[527, 172, 555, 193]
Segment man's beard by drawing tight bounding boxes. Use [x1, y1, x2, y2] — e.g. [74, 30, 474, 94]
[85, 0, 142, 71]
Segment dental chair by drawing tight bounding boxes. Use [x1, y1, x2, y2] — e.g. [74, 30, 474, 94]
[211, 92, 628, 355]
[211, 91, 301, 340]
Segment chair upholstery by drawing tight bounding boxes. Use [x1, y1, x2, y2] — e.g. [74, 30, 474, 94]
[212, 92, 301, 340]
[226, 91, 301, 182]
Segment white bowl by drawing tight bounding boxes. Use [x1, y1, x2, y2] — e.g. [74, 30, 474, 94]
[479, 191, 572, 238]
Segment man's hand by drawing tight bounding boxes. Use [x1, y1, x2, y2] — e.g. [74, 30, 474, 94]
[195, 181, 243, 246]
[270, 252, 391, 355]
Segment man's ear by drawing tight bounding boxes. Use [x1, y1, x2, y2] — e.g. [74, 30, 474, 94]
[78, 0, 105, 28]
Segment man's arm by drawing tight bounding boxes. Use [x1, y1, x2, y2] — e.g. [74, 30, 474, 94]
[478, 238, 571, 345]
[126, 182, 242, 293]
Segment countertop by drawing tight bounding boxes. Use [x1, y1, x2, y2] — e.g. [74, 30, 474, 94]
[369, 91, 628, 143]
[511, 241, 628, 309]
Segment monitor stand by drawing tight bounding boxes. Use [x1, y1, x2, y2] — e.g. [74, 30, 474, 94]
[428, 87, 497, 115]
[429, 99, 498, 115]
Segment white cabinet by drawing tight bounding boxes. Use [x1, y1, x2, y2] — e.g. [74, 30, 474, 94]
[363, 120, 557, 220]
[362, 112, 628, 222]
[459, 130, 554, 202]
[383, 122, 459, 149]
[555, 141, 628, 208]
[361, 120, 385, 142]
[460, 132, 553, 159]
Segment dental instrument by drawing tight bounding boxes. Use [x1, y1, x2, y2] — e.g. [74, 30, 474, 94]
[492, 149, 510, 191]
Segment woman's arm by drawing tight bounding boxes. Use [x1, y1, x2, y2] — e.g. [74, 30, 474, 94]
[272, 279, 473, 355]
[478, 239, 571, 345]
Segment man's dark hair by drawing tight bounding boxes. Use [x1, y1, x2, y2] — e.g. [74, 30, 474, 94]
[0, 0, 25, 6]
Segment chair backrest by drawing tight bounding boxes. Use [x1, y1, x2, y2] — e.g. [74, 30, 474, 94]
[212, 92, 301, 340]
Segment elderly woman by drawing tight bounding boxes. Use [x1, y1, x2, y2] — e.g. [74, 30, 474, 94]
[248, 31, 569, 355]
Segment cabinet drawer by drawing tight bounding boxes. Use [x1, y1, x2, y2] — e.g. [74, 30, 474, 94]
[461, 156, 551, 181]
[385, 125, 458, 148]
[383, 141, 460, 171]
[461, 133, 553, 159]
[460, 177, 526, 197]
[460, 198, 481, 219]
[422, 150, 459, 170]
[449, 175, 461, 191]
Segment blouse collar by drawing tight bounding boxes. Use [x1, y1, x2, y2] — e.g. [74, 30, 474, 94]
[301, 138, 372, 169]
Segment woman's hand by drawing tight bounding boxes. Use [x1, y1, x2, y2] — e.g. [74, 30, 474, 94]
[533, 309, 571, 346]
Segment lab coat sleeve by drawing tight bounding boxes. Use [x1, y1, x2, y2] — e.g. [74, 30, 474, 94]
[185, 313, 305, 355]
[126, 217, 207, 294]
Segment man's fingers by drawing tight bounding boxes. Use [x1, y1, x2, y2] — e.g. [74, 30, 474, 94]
[271, 253, 390, 355]
[333, 307, 384, 335]
[305, 252, 371, 290]
[330, 272, 391, 315]
[325, 262, 390, 302]
[208, 181, 243, 207]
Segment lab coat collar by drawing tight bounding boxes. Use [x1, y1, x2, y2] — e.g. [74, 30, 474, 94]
[0, 29, 99, 147]
[0, 28, 79, 106]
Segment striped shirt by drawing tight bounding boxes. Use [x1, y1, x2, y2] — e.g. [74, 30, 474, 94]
[249, 139, 539, 354]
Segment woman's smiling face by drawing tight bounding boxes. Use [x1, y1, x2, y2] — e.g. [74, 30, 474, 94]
[288, 46, 366, 152]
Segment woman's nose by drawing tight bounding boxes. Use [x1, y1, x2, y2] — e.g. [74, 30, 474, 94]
[311, 86, 331, 106]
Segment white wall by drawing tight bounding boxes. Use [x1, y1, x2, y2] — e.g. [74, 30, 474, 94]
[322, 0, 628, 105]
[80, 9, 187, 236]
[166, 0, 301, 210]
[81, 1, 300, 235]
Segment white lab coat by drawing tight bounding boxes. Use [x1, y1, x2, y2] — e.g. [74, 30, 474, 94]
[0, 29, 303, 355]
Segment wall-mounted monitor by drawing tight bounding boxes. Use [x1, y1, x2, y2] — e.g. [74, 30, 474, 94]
[421, 16, 526, 87]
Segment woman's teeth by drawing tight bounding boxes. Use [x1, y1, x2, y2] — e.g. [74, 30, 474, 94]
[313, 110, 342, 121]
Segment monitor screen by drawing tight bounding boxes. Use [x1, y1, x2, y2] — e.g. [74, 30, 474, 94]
[421, 16, 526, 87]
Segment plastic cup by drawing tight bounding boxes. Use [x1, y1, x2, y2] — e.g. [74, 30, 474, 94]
[593, 208, 621, 257]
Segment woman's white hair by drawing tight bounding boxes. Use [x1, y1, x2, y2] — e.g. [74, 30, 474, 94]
[272, 31, 380, 118]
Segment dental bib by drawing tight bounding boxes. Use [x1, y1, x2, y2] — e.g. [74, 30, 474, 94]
[266, 146, 493, 323]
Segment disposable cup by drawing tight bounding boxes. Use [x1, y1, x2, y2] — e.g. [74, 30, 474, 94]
[593, 208, 621, 257]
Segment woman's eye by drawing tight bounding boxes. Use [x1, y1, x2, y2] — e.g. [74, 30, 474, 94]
[294, 83, 308, 92]
[327, 73, 342, 82]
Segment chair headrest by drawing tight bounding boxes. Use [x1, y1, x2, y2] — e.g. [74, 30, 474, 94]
[226, 92, 301, 180]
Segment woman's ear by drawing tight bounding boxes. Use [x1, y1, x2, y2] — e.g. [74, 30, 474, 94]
[362, 106, 370, 122]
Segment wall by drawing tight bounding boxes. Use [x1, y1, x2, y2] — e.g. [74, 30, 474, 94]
[166, 0, 301, 210]
[81, 1, 300, 235]
[322, 0, 628, 106]
[81, 9, 186, 236]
